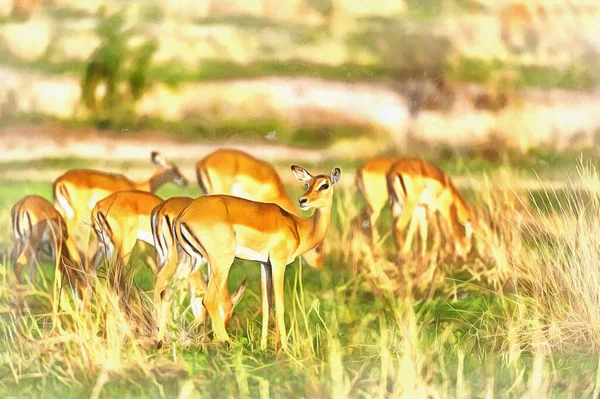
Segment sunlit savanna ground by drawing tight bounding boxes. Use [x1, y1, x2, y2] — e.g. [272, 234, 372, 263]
[1, 152, 600, 398]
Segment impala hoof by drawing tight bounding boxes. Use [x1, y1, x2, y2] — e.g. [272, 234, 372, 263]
[156, 340, 164, 349]
[222, 341, 231, 350]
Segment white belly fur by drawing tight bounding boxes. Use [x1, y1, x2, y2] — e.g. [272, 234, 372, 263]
[236, 244, 268, 262]
[138, 230, 155, 245]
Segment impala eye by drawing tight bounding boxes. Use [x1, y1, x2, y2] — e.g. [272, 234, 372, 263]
[318, 183, 329, 191]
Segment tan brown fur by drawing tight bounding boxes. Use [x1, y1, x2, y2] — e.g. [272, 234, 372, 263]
[53, 151, 188, 256]
[152, 197, 206, 347]
[355, 156, 398, 244]
[91, 190, 164, 273]
[196, 148, 324, 269]
[175, 165, 340, 351]
[386, 158, 474, 260]
[11, 195, 89, 303]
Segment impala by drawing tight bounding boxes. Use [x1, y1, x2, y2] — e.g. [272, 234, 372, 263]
[355, 156, 398, 245]
[152, 197, 202, 347]
[196, 149, 324, 269]
[151, 196, 246, 348]
[386, 158, 474, 259]
[175, 165, 341, 351]
[356, 156, 446, 250]
[91, 193, 242, 345]
[11, 195, 89, 303]
[53, 151, 188, 255]
[91, 190, 164, 273]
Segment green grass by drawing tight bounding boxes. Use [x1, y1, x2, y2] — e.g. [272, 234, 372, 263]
[447, 57, 600, 91]
[1, 157, 600, 397]
[2, 37, 597, 92]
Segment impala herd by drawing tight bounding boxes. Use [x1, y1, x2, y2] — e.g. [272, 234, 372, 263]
[9, 148, 474, 351]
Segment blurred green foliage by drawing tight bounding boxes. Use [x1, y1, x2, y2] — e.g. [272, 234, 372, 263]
[81, 13, 158, 123]
[448, 57, 599, 90]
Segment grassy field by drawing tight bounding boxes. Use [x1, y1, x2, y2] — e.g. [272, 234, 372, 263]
[1, 155, 600, 398]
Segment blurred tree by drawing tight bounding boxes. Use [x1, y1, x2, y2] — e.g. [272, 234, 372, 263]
[81, 12, 158, 127]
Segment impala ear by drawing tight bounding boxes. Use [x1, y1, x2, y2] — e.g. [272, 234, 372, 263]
[291, 165, 312, 182]
[330, 168, 341, 185]
[151, 151, 167, 166]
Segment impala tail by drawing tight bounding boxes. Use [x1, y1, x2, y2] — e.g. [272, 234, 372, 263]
[151, 207, 173, 271]
[195, 163, 212, 194]
[53, 182, 75, 219]
[92, 208, 111, 242]
[176, 221, 247, 307]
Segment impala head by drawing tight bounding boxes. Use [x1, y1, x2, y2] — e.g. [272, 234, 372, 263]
[292, 165, 341, 211]
[151, 151, 189, 187]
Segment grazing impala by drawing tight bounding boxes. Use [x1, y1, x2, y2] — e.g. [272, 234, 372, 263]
[53, 151, 188, 255]
[196, 149, 324, 269]
[91, 190, 164, 273]
[355, 156, 398, 245]
[175, 165, 341, 351]
[152, 197, 201, 347]
[92, 191, 246, 346]
[151, 196, 246, 348]
[386, 158, 474, 260]
[11, 195, 90, 303]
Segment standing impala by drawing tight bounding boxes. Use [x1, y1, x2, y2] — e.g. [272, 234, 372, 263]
[175, 165, 341, 351]
[196, 149, 324, 269]
[386, 158, 474, 260]
[151, 196, 245, 348]
[11, 195, 90, 303]
[53, 151, 188, 255]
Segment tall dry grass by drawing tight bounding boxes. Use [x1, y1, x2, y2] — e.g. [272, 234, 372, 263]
[1, 160, 600, 396]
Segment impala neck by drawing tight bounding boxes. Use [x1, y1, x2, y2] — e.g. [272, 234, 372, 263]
[295, 205, 332, 258]
[136, 169, 168, 192]
[275, 181, 300, 216]
[282, 195, 300, 217]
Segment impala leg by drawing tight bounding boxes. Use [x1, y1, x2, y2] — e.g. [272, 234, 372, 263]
[109, 231, 136, 289]
[271, 261, 288, 352]
[418, 207, 429, 260]
[155, 255, 177, 347]
[203, 255, 234, 345]
[369, 207, 382, 245]
[188, 267, 207, 322]
[431, 213, 443, 261]
[391, 198, 415, 257]
[117, 232, 137, 271]
[154, 252, 178, 311]
[402, 205, 425, 256]
[28, 226, 49, 284]
[13, 243, 34, 284]
[444, 204, 469, 261]
[64, 212, 86, 260]
[10, 241, 24, 283]
[28, 251, 37, 283]
[64, 236, 90, 307]
[260, 262, 273, 350]
[85, 232, 99, 269]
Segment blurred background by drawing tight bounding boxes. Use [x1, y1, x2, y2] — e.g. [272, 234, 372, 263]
[0, 0, 599, 164]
